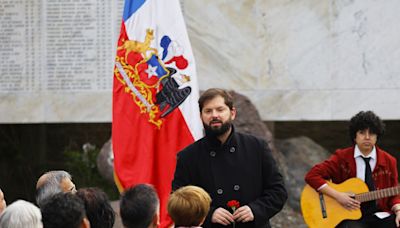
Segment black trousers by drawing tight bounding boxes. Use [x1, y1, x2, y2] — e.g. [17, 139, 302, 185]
[336, 214, 396, 228]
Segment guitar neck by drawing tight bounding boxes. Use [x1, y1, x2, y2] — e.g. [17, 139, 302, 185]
[355, 186, 400, 202]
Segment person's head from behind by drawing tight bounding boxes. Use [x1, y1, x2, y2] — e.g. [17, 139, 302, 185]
[0, 200, 42, 228]
[168, 185, 211, 227]
[36, 170, 76, 207]
[120, 184, 160, 228]
[198, 88, 236, 137]
[40, 192, 90, 228]
[349, 111, 385, 153]
[76, 187, 115, 228]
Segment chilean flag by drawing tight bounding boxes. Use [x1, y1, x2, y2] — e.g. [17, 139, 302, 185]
[112, 0, 203, 227]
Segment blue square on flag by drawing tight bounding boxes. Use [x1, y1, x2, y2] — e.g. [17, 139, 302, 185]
[147, 54, 167, 79]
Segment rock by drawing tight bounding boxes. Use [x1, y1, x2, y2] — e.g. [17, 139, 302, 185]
[97, 139, 115, 184]
[231, 91, 306, 227]
[270, 204, 307, 228]
[230, 90, 273, 142]
[275, 136, 330, 211]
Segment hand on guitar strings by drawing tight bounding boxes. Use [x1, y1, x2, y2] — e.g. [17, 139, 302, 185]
[335, 191, 360, 210]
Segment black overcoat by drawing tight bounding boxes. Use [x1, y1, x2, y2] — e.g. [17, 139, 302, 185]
[172, 128, 287, 228]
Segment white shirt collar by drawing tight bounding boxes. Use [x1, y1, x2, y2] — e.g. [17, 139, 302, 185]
[354, 144, 377, 160]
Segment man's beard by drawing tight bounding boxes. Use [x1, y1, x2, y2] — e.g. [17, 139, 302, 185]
[203, 119, 232, 137]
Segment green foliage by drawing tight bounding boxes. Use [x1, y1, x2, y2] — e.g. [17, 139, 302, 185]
[64, 144, 119, 200]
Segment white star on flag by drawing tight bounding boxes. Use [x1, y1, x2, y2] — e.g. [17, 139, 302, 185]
[145, 65, 158, 79]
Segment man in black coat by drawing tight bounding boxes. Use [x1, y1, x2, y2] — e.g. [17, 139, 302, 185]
[172, 88, 287, 228]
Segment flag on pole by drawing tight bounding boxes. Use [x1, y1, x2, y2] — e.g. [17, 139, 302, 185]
[112, 0, 203, 227]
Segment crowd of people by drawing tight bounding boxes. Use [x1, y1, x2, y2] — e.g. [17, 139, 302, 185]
[0, 171, 213, 228]
[1, 88, 398, 228]
[0, 170, 116, 228]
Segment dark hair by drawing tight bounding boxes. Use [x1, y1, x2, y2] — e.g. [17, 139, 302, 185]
[349, 111, 385, 143]
[76, 187, 115, 228]
[120, 184, 159, 228]
[41, 192, 86, 228]
[198, 88, 234, 112]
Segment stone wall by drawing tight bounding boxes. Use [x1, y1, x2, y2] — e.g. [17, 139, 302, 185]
[183, 0, 400, 120]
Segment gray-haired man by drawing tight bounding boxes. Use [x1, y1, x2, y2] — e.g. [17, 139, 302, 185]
[36, 170, 76, 207]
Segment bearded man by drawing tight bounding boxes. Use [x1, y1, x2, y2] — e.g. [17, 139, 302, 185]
[172, 88, 287, 228]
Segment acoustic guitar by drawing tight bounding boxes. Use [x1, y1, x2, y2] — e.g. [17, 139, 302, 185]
[300, 178, 400, 228]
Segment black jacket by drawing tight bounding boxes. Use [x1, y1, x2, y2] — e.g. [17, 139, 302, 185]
[172, 127, 287, 228]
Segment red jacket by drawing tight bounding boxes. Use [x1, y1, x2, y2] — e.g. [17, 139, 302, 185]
[305, 146, 400, 212]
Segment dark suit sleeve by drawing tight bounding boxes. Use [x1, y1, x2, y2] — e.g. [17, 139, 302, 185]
[248, 141, 288, 227]
[172, 148, 216, 226]
[172, 150, 190, 191]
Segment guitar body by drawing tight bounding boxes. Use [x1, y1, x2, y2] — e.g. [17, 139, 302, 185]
[301, 178, 369, 228]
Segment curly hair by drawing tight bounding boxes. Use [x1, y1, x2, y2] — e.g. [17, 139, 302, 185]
[348, 111, 385, 143]
[41, 192, 86, 228]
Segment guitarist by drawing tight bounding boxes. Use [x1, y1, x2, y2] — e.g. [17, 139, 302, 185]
[305, 111, 400, 227]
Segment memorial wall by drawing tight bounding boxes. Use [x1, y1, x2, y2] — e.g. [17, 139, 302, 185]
[0, 0, 123, 122]
[1, 0, 400, 122]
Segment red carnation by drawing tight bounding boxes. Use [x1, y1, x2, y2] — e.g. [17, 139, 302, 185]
[227, 200, 240, 211]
